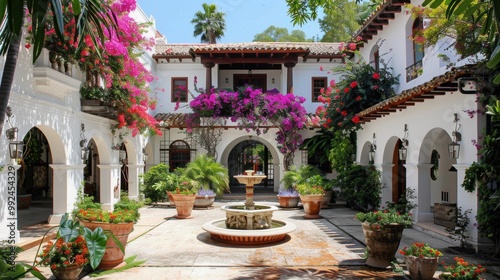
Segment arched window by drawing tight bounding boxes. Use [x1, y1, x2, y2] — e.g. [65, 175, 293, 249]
[169, 140, 190, 172]
[370, 45, 380, 72]
[413, 17, 425, 63]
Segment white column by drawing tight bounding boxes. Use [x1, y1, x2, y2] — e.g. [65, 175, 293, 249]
[416, 163, 434, 222]
[97, 164, 122, 211]
[454, 164, 479, 246]
[404, 163, 419, 222]
[49, 164, 86, 224]
[126, 164, 144, 200]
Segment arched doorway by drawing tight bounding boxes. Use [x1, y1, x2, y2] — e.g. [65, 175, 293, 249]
[84, 139, 101, 202]
[392, 139, 406, 204]
[227, 139, 274, 191]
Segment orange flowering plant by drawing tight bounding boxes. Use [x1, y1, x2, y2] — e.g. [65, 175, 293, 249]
[399, 242, 443, 258]
[441, 257, 486, 280]
[296, 175, 326, 195]
[37, 214, 107, 270]
[72, 187, 141, 224]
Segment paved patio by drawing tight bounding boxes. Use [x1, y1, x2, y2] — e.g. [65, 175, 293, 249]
[15, 199, 500, 279]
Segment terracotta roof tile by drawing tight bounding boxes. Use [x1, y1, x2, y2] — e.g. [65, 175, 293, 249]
[358, 65, 475, 122]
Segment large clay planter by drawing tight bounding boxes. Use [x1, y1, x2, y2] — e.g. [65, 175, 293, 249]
[277, 195, 300, 208]
[361, 222, 405, 268]
[51, 264, 84, 280]
[299, 194, 324, 219]
[194, 195, 216, 208]
[405, 255, 439, 280]
[81, 221, 134, 270]
[171, 194, 197, 219]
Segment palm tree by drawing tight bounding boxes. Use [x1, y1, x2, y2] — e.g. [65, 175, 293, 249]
[182, 154, 229, 196]
[0, 0, 115, 138]
[191, 3, 226, 44]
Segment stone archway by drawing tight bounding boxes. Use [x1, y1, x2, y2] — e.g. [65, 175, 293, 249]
[220, 136, 281, 192]
[416, 127, 456, 222]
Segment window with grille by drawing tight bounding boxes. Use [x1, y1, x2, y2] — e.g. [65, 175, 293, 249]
[171, 77, 188, 103]
[169, 140, 190, 172]
[312, 77, 327, 102]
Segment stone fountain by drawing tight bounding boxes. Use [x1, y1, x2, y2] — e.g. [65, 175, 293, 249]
[202, 170, 296, 245]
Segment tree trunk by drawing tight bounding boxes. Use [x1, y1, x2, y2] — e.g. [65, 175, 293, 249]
[0, 33, 22, 138]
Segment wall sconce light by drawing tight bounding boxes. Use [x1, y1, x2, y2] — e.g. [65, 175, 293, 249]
[142, 147, 148, 163]
[5, 106, 24, 165]
[448, 113, 462, 159]
[225, 77, 229, 83]
[80, 123, 89, 162]
[399, 124, 409, 161]
[271, 78, 275, 84]
[119, 148, 127, 164]
[248, 69, 252, 75]
[368, 133, 376, 164]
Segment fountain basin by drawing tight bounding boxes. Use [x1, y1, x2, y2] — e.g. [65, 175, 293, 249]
[221, 205, 278, 229]
[202, 218, 296, 245]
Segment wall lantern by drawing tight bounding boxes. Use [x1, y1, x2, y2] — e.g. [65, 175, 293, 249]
[448, 113, 462, 159]
[119, 148, 127, 164]
[399, 124, 409, 161]
[271, 78, 275, 84]
[80, 123, 89, 162]
[368, 133, 376, 164]
[142, 147, 148, 163]
[225, 77, 229, 83]
[458, 77, 478, 94]
[5, 106, 24, 164]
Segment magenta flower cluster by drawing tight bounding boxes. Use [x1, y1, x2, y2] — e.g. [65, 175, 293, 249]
[186, 85, 307, 158]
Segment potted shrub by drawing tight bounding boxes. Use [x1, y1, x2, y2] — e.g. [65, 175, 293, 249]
[72, 190, 141, 270]
[355, 206, 413, 268]
[280, 165, 322, 209]
[277, 188, 300, 208]
[182, 154, 229, 208]
[37, 213, 108, 279]
[296, 177, 325, 219]
[194, 189, 216, 208]
[169, 181, 198, 219]
[399, 242, 443, 280]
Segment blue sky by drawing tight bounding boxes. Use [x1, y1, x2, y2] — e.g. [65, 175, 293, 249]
[136, 0, 324, 43]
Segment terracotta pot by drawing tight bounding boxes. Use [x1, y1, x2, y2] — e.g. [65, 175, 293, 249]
[194, 195, 215, 208]
[80, 221, 134, 270]
[171, 194, 197, 219]
[405, 255, 439, 280]
[277, 195, 300, 208]
[299, 194, 324, 219]
[361, 222, 405, 268]
[51, 264, 84, 280]
[167, 191, 175, 206]
[321, 190, 333, 208]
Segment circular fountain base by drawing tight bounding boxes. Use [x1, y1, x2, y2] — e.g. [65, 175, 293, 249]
[202, 219, 296, 245]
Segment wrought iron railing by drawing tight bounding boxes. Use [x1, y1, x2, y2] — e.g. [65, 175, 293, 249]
[406, 60, 423, 82]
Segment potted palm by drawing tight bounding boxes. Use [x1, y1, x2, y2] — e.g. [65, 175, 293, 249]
[182, 154, 229, 208]
[355, 207, 413, 268]
[279, 165, 322, 208]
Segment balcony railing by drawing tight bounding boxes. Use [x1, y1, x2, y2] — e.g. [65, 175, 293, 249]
[406, 60, 423, 82]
